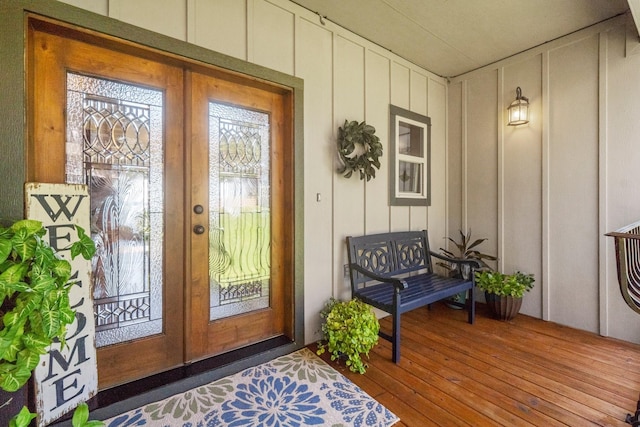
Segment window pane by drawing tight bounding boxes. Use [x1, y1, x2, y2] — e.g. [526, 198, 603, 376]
[398, 161, 422, 194]
[398, 121, 424, 158]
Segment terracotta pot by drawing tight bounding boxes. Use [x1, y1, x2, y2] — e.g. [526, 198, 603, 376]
[485, 292, 523, 321]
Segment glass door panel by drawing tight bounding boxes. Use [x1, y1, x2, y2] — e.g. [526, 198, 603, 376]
[66, 73, 164, 347]
[208, 103, 271, 321]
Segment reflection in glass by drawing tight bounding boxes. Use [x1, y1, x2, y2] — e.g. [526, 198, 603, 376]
[398, 161, 422, 194]
[66, 73, 163, 347]
[398, 121, 424, 157]
[208, 103, 270, 321]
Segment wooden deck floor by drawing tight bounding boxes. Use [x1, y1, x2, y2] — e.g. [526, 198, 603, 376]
[312, 303, 640, 426]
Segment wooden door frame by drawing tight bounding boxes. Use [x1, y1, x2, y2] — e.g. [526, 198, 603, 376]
[1, 0, 304, 411]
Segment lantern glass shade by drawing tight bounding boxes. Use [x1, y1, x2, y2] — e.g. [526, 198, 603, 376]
[507, 87, 529, 126]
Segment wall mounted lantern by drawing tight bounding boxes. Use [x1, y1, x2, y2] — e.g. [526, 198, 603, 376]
[507, 86, 529, 126]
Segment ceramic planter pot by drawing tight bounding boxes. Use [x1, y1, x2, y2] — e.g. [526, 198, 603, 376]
[485, 292, 523, 321]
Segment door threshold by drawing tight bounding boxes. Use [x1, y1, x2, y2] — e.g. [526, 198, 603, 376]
[50, 336, 300, 426]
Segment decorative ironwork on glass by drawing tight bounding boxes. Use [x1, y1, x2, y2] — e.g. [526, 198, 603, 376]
[208, 103, 271, 321]
[220, 281, 264, 303]
[66, 72, 164, 347]
[83, 95, 151, 167]
[219, 119, 263, 172]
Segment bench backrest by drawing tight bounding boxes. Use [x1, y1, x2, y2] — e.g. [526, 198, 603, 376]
[346, 230, 434, 291]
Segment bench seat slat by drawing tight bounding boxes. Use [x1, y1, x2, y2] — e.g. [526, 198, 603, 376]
[355, 275, 473, 312]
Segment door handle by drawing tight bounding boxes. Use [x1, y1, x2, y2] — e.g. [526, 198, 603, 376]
[193, 204, 204, 214]
[193, 225, 205, 235]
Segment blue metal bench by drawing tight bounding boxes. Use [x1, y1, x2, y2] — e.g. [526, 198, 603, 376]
[346, 230, 479, 363]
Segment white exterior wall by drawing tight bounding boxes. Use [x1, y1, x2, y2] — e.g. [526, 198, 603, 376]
[60, 0, 640, 345]
[59, 0, 449, 344]
[449, 14, 640, 343]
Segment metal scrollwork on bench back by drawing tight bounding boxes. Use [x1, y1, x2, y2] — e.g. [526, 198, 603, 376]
[355, 242, 394, 278]
[396, 236, 428, 270]
[351, 233, 433, 287]
[606, 220, 640, 314]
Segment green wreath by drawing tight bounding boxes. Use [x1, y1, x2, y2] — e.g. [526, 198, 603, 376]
[336, 120, 383, 181]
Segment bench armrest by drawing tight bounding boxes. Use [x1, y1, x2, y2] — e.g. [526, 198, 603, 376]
[349, 263, 409, 290]
[429, 251, 481, 270]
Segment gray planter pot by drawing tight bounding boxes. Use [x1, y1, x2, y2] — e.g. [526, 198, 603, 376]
[485, 292, 523, 321]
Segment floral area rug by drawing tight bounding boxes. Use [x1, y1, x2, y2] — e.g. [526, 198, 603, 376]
[103, 348, 399, 427]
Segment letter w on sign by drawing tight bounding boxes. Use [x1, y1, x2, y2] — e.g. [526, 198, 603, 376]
[30, 194, 87, 222]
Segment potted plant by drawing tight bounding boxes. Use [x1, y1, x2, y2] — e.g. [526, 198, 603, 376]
[438, 229, 497, 308]
[475, 270, 535, 321]
[316, 297, 379, 374]
[0, 219, 101, 426]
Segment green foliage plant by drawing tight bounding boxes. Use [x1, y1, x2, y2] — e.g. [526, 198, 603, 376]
[475, 270, 535, 298]
[8, 407, 36, 427]
[71, 402, 104, 427]
[10, 402, 104, 427]
[336, 120, 383, 181]
[0, 219, 99, 426]
[439, 229, 497, 277]
[316, 298, 379, 374]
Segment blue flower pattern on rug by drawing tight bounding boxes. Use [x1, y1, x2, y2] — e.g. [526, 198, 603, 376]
[104, 348, 399, 427]
[220, 376, 325, 426]
[323, 382, 396, 427]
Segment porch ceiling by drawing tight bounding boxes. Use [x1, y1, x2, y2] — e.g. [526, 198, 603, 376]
[291, 0, 630, 77]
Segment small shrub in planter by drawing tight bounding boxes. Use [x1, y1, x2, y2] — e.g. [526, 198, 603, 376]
[475, 270, 535, 320]
[316, 298, 379, 374]
[438, 229, 497, 308]
[439, 229, 498, 278]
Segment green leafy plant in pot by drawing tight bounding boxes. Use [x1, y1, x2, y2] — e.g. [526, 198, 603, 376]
[316, 297, 379, 374]
[0, 219, 101, 427]
[438, 229, 497, 308]
[475, 270, 535, 321]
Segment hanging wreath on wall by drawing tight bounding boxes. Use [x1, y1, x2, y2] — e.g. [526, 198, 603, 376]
[336, 120, 383, 181]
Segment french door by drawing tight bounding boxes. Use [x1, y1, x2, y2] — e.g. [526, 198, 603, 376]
[29, 21, 294, 389]
[187, 71, 293, 360]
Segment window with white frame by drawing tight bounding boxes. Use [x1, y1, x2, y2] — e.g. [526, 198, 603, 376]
[389, 105, 431, 206]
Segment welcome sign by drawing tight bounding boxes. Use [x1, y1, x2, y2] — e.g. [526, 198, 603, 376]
[25, 183, 98, 426]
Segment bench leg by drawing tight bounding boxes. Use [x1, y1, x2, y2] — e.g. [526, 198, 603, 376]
[468, 285, 475, 324]
[392, 309, 401, 363]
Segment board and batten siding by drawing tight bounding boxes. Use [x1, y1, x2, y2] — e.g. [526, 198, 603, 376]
[59, 0, 450, 343]
[449, 13, 640, 344]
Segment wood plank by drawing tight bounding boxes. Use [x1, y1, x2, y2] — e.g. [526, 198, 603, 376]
[410, 309, 632, 425]
[419, 310, 639, 410]
[313, 302, 640, 426]
[399, 316, 626, 425]
[394, 329, 577, 426]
